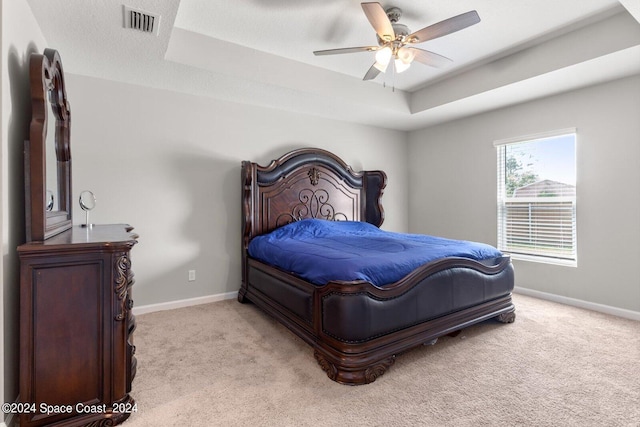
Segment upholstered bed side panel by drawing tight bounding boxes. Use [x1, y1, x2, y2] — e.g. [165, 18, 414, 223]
[321, 263, 515, 343]
[248, 267, 314, 324]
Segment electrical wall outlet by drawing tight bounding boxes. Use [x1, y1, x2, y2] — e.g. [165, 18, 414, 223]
[188, 270, 196, 282]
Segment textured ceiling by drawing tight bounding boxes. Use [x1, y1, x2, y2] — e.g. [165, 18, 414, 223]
[26, 0, 640, 130]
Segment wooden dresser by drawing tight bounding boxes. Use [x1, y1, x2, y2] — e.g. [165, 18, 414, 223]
[18, 224, 138, 427]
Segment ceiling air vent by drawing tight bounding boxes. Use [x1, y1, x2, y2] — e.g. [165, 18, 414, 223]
[123, 5, 160, 35]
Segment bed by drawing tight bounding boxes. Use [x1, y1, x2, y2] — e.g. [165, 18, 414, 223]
[239, 148, 515, 385]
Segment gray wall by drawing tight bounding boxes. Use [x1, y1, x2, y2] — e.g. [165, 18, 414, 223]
[408, 75, 640, 312]
[66, 74, 409, 307]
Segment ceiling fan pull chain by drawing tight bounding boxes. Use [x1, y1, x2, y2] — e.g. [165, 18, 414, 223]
[391, 60, 396, 92]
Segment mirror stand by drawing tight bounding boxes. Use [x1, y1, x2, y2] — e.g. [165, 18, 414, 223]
[79, 190, 96, 228]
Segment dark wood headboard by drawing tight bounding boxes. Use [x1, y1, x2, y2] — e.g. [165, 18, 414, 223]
[241, 148, 387, 252]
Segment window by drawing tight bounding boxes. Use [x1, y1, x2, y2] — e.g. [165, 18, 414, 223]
[495, 129, 577, 266]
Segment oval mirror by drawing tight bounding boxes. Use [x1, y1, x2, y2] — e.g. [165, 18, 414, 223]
[79, 190, 96, 211]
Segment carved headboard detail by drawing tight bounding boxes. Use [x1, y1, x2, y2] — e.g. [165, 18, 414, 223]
[263, 164, 357, 229]
[241, 148, 387, 252]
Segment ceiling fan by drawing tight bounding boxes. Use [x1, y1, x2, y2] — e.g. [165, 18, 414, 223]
[313, 2, 480, 81]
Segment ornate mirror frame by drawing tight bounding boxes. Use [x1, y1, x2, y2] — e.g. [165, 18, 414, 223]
[25, 48, 72, 241]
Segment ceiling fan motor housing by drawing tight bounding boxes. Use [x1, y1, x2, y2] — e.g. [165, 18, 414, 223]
[392, 23, 410, 37]
[386, 7, 402, 23]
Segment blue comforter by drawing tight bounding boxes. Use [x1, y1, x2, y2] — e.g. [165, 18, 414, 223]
[248, 219, 502, 287]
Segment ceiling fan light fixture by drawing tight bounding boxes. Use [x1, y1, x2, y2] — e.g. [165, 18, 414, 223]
[374, 46, 392, 66]
[397, 47, 415, 64]
[393, 46, 415, 73]
[394, 58, 411, 73]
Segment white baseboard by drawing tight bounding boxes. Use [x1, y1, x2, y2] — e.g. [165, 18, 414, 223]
[132, 291, 238, 316]
[514, 286, 640, 321]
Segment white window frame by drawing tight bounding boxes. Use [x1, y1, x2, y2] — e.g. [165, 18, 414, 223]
[495, 128, 577, 267]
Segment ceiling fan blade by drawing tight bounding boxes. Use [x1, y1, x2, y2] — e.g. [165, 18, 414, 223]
[408, 47, 452, 68]
[313, 46, 378, 56]
[407, 10, 480, 44]
[363, 63, 381, 81]
[361, 2, 395, 41]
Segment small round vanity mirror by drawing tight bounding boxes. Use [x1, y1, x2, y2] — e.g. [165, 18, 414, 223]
[79, 190, 96, 228]
[45, 190, 54, 212]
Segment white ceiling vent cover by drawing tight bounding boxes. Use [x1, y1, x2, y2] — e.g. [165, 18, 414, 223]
[123, 5, 160, 35]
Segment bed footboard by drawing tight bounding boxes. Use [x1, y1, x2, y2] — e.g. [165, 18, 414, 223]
[319, 257, 514, 343]
[243, 257, 515, 385]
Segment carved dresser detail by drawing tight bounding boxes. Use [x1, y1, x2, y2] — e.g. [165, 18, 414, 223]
[18, 224, 138, 427]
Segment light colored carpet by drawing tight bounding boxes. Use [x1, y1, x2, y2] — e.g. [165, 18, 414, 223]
[122, 294, 639, 427]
